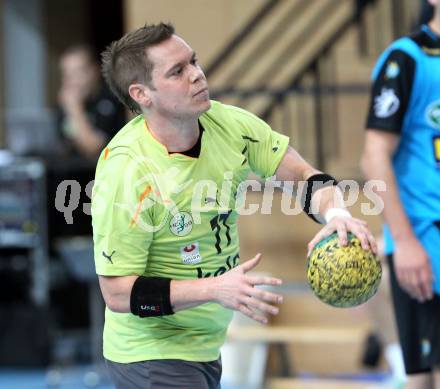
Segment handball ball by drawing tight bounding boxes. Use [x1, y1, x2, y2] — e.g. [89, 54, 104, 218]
[307, 232, 382, 308]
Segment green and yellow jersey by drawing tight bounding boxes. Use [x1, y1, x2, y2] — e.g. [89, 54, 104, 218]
[92, 100, 289, 363]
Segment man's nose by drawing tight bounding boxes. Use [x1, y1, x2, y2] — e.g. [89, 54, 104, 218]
[189, 66, 204, 83]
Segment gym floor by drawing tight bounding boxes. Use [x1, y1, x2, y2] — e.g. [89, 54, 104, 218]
[0, 368, 395, 389]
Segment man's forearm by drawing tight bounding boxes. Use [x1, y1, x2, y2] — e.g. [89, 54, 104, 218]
[99, 275, 216, 314]
[99, 254, 282, 324]
[170, 278, 215, 311]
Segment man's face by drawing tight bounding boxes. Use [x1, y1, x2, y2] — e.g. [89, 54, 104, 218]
[146, 35, 211, 119]
[60, 51, 99, 97]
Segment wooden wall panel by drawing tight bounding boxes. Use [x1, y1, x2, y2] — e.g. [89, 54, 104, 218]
[124, 0, 265, 67]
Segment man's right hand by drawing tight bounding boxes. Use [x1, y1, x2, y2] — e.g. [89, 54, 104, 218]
[58, 84, 87, 115]
[212, 253, 283, 324]
[394, 236, 434, 302]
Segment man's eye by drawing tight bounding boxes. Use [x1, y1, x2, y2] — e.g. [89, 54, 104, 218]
[191, 58, 198, 65]
[173, 68, 182, 75]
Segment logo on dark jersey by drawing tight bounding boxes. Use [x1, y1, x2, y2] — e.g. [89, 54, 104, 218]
[385, 61, 400, 79]
[374, 88, 400, 118]
[426, 100, 440, 129]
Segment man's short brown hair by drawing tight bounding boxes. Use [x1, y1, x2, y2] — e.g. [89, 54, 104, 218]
[101, 22, 175, 114]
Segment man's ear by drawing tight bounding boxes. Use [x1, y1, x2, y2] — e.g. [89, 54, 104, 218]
[128, 83, 151, 109]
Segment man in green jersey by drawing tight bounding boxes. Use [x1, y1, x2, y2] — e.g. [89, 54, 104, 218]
[92, 23, 377, 389]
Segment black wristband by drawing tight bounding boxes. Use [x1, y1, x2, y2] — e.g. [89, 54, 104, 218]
[303, 173, 338, 224]
[130, 276, 174, 317]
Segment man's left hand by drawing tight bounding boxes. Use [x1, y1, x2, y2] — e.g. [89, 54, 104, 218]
[307, 216, 378, 257]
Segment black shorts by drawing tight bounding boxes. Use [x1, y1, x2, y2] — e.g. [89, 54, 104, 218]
[105, 358, 222, 389]
[388, 255, 440, 374]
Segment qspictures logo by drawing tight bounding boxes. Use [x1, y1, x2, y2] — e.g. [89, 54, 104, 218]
[55, 151, 387, 232]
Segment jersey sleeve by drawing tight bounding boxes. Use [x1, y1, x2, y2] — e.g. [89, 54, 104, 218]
[92, 150, 153, 276]
[365, 49, 416, 133]
[232, 107, 290, 179]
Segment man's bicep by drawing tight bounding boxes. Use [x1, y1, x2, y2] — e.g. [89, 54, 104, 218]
[94, 231, 151, 276]
[275, 146, 319, 182]
[232, 107, 289, 178]
[98, 274, 138, 296]
[364, 129, 400, 156]
[92, 152, 153, 276]
[98, 274, 139, 313]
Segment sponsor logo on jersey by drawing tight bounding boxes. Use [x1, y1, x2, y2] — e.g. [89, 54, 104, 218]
[426, 100, 440, 129]
[180, 242, 202, 264]
[385, 61, 399, 79]
[272, 139, 280, 153]
[422, 46, 440, 56]
[433, 136, 440, 165]
[102, 250, 115, 264]
[374, 88, 400, 118]
[169, 211, 193, 236]
[196, 253, 240, 278]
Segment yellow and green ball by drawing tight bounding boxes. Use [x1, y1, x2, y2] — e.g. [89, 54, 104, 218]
[307, 232, 382, 308]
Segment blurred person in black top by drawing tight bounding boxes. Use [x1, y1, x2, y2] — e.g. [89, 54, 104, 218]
[49, 45, 126, 238]
[47, 46, 126, 340]
[57, 44, 126, 160]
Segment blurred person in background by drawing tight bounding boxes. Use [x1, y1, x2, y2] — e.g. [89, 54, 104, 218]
[45, 45, 126, 357]
[361, 0, 440, 387]
[49, 44, 126, 242]
[57, 44, 126, 160]
[48, 44, 126, 237]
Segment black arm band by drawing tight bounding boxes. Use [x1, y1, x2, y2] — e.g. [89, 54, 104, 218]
[130, 276, 174, 317]
[303, 173, 338, 224]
